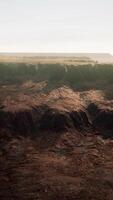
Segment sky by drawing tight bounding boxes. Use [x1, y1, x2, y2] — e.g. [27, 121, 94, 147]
[0, 0, 113, 53]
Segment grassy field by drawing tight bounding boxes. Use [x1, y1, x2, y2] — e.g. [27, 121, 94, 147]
[0, 62, 113, 91]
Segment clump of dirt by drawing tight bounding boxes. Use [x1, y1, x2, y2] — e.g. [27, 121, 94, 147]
[0, 86, 89, 134]
[1, 86, 113, 137]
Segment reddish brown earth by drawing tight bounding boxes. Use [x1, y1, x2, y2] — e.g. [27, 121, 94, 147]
[1, 83, 113, 200]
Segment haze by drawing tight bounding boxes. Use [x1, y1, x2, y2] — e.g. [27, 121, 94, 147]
[0, 0, 113, 53]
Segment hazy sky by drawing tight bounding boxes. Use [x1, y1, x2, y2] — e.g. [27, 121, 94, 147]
[0, 0, 113, 53]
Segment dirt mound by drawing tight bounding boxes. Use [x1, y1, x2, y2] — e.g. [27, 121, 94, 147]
[1, 85, 113, 137]
[46, 86, 83, 112]
[0, 86, 91, 134]
[0, 104, 91, 135]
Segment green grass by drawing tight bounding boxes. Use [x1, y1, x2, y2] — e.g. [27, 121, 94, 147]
[0, 62, 113, 91]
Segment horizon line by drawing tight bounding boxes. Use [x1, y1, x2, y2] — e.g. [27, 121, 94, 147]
[0, 52, 112, 55]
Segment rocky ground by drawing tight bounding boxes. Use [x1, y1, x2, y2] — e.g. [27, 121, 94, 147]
[1, 82, 113, 200]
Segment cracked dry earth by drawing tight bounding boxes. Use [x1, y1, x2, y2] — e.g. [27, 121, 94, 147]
[1, 83, 113, 200]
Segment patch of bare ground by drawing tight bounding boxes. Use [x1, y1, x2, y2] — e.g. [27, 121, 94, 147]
[1, 132, 113, 200]
[1, 84, 113, 199]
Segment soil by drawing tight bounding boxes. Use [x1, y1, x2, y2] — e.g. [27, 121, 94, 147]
[1, 83, 113, 200]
